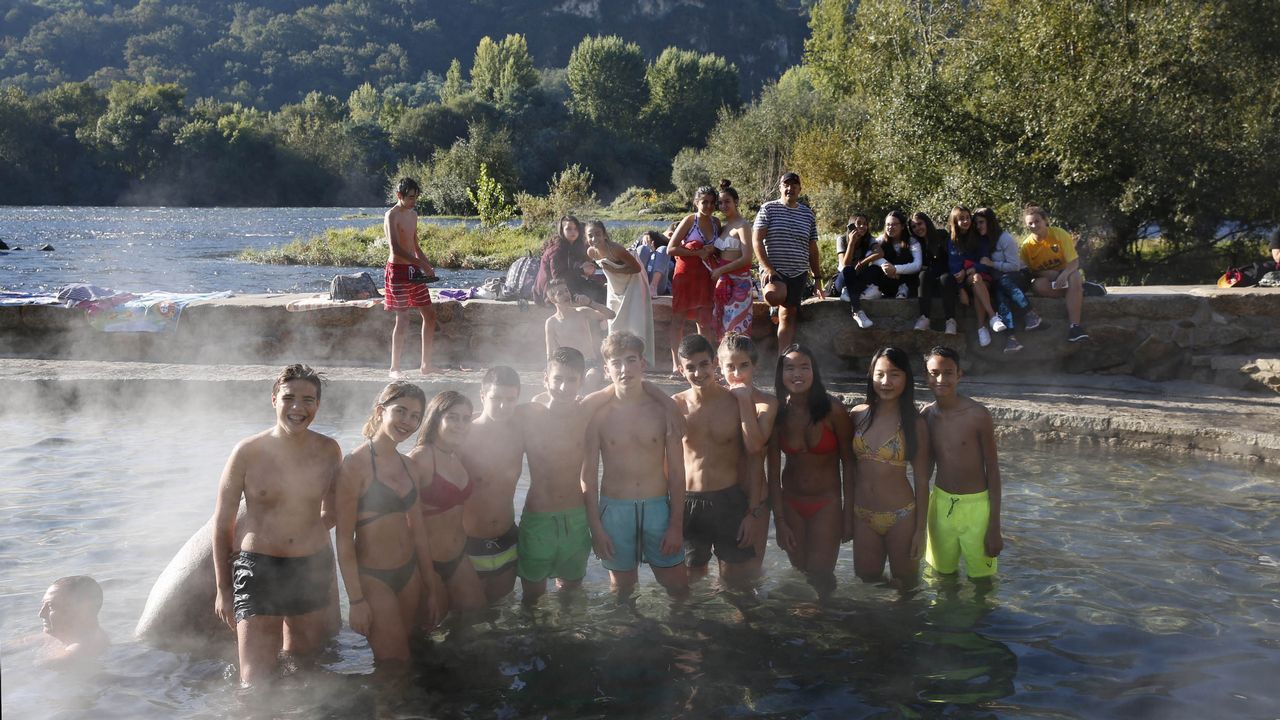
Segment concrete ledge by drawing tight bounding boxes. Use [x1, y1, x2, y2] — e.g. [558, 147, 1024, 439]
[1, 286, 1278, 389]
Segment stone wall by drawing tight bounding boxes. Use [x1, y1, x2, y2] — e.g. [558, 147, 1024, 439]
[1, 286, 1277, 391]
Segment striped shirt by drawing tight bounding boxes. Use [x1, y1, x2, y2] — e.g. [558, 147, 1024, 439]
[753, 200, 818, 277]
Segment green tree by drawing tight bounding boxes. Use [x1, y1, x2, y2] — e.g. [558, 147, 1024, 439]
[89, 81, 188, 178]
[440, 58, 467, 103]
[645, 48, 740, 155]
[566, 35, 647, 127]
[467, 162, 516, 228]
[470, 34, 537, 105]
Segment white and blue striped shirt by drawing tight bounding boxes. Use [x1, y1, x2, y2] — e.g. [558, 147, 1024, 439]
[753, 200, 818, 278]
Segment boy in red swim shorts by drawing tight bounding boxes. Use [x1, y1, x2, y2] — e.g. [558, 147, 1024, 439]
[384, 177, 438, 377]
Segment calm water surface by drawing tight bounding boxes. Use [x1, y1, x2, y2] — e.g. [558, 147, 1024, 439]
[0, 404, 1277, 719]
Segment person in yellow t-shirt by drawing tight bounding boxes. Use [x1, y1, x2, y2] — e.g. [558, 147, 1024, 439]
[1019, 206, 1088, 342]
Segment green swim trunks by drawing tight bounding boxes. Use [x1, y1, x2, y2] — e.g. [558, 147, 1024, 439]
[926, 487, 997, 578]
[517, 506, 592, 583]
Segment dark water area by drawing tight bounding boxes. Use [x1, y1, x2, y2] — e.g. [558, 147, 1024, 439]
[0, 207, 492, 295]
[1, 400, 1278, 719]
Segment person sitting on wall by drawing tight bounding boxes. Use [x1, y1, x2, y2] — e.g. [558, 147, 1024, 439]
[1019, 205, 1089, 343]
[1269, 228, 1280, 267]
[35, 576, 109, 669]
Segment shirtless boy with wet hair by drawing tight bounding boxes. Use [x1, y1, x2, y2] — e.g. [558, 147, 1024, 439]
[921, 346, 1004, 579]
[544, 278, 614, 390]
[584, 331, 689, 597]
[35, 575, 109, 669]
[213, 364, 342, 687]
[460, 366, 523, 604]
[518, 347, 680, 604]
[672, 334, 766, 585]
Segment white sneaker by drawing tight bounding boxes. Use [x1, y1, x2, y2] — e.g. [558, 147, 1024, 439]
[913, 315, 930, 331]
[990, 316, 1008, 333]
[977, 326, 991, 347]
[853, 309, 873, 329]
[860, 286, 881, 300]
[944, 319, 957, 335]
[895, 284, 909, 299]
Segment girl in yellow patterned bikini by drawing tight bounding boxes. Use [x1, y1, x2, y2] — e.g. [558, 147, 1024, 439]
[849, 347, 931, 588]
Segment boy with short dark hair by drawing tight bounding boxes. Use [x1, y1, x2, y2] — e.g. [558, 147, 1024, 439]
[384, 177, 439, 377]
[920, 347, 1003, 579]
[584, 332, 689, 597]
[212, 364, 342, 687]
[544, 278, 614, 390]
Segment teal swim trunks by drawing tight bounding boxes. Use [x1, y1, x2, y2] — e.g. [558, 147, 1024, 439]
[517, 506, 592, 583]
[925, 487, 997, 578]
[599, 495, 685, 572]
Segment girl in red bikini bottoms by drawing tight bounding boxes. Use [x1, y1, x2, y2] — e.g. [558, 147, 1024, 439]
[408, 391, 487, 624]
[768, 344, 854, 591]
[849, 347, 932, 589]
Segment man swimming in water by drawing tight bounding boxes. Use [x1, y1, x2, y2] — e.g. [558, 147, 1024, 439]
[584, 331, 689, 597]
[460, 366, 523, 604]
[212, 364, 342, 687]
[921, 346, 1004, 579]
[35, 575, 109, 670]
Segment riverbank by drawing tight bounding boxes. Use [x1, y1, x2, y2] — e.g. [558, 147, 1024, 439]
[2, 358, 1276, 466]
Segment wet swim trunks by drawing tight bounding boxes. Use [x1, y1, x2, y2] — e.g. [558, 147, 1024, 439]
[683, 485, 754, 567]
[232, 549, 331, 622]
[466, 524, 519, 577]
[926, 487, 997, 578]
[384, 262, 433, 311]
[598, 495, 685, 572]
[517, 506, 592, 583]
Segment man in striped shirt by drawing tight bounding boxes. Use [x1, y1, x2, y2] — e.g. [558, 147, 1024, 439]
[752, 172, 824, 353]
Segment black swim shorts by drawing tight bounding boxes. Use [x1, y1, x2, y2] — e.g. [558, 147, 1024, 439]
[774, 272, 811, 309]
[683, 485, 755, 567]
[232, 549, 331, 622]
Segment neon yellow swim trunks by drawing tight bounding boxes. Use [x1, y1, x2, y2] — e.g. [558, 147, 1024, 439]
[925, 487, 997, 578]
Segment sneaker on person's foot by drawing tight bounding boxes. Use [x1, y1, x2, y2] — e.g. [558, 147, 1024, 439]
[913, 315, 931, 331]
[1024, 311, 1042, 331]
[977, 326, 991, 347]
[944, 318, 957, 335]
[1067, 323, 1089, 342]
[853, 309, 873, 329]
[860, 286, 881, 300]
[990, 315, 1008, 333]
[1003, 335, 1023, 354]
[895, 284, 909, 299]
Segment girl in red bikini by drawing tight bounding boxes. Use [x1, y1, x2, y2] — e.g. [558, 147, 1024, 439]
[408, 391, 487, 622]
[768, 344, 855, 591]
[849, 347, 931, 588]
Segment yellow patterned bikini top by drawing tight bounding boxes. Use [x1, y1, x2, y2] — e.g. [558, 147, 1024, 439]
[852, 423, 907, 467]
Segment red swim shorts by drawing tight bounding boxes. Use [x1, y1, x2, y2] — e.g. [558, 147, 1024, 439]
[384, 262, 433, 310]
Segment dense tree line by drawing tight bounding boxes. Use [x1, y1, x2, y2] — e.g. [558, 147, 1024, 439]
[681, 0, 1280, 274]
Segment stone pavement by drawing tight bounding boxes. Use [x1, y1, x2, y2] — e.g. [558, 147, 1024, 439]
[2, 357, 1276, 468]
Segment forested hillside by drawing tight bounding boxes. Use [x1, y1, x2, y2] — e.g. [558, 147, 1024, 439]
[0, 0, 808, 106]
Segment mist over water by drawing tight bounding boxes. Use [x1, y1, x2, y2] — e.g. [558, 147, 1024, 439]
[1, 392, 1278, 719]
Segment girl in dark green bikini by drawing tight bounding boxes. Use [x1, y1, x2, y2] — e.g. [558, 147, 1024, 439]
[335, 382, 444, 666]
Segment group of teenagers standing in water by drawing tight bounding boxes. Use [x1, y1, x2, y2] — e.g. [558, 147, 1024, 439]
[211, 326, 1004, 688]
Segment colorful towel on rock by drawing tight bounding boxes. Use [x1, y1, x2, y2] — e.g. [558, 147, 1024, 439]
[286, 295, 382, 312]
[84, 291, 233, 333]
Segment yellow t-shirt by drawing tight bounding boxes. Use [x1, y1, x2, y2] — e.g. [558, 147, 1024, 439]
[1019, 227, 1077, 272]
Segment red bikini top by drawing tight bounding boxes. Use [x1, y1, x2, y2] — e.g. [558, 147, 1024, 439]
[418, 448, 474, 515]
[780, 422, 838, 456]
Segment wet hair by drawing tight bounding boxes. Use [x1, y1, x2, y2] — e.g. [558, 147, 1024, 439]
[51, 576, 103, 614]
[717, 179, 739, 203]
[395, 177, 420, 196]
[481, 365, 521, 394]
[862, 347, 919, 459]
[362, 381, 427, 439]
[925, 345, 961, 366]
[973, 207, 1003, 239]
[948, 205, 978, 255]
[677, 333, 715, 361]
[774, 344, 833, 428]
[601, 330, 646, 362]
[273, 363, 323, 402]
[718, 331, 758, 366]
[549, 346, 586, 376]
[1023, 204, 1048, 222]
[546, 278, 570, 300]
[584, 219, 611, 244]
[416, 391, 473, 448]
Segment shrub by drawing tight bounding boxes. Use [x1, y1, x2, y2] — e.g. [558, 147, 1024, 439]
[516, 163, 601, 227]
[467, 162, 516, 228]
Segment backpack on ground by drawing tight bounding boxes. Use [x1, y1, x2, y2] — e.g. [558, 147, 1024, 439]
[501, 251, 538, 301]
[330, 272, 379, 301]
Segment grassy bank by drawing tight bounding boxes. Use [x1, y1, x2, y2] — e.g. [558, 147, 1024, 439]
[238, 224, 547, 270]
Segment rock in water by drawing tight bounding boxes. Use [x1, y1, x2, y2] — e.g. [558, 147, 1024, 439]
[135, 515, 236, 655]
[39, 243, 54, 251]
[0, 239, 8, 250]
